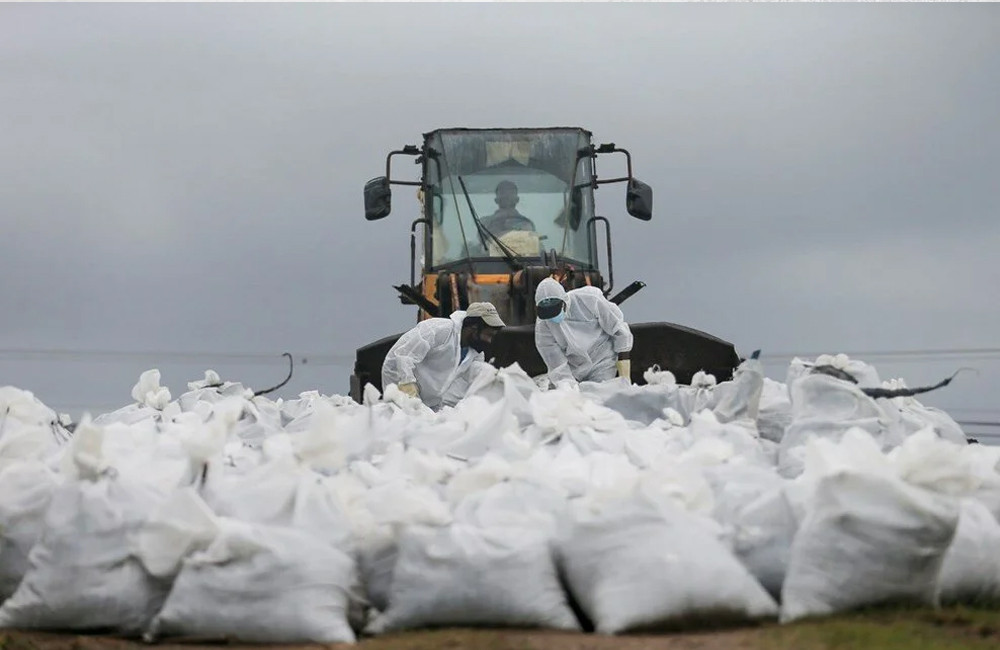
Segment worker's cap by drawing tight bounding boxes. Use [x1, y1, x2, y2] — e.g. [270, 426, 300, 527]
[465, 302, 505, 327]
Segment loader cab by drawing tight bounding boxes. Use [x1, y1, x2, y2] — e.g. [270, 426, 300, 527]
[363, 127, 653, 327]
[422, 128, 598, 272]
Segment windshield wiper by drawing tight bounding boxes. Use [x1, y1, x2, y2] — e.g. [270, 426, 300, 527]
[457, 176, 522, 271]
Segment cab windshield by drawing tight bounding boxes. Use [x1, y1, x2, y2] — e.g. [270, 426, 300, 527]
[424, 129, 596, 269]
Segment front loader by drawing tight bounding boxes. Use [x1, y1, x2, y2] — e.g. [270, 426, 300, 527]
[349, 127, 740, 402]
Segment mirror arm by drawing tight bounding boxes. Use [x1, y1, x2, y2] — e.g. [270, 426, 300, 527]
[587, 216, 614, 295]
[385, 146, 422, 186]
[592, 145, 634, 185]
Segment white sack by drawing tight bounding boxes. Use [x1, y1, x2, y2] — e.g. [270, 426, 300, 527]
[711, 357, 765, 425]
[779, 372, 885, 478]
[729, 488, 797, 600]
[367, 523, 579, 634]
[704, 464, 796, 599]
[203, 459, 353, 551]
[878, 383, 967, 445]
[148, 521, 359, 644]
[781, 470, 959, 622]
[0, 387, 65, 470]
[134, 488, 221, 579]
[0, 475, 169, 633]
[757, 378, 792, 443]
[451, 478, 569, 537]
[558, 497, 777, 634]
[355, 478, 453, 612]
[937, 499, 1000, 605]
[0, 462, 59, 602]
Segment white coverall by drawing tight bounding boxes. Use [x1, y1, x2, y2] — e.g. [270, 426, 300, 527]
[382, 310, 486, 410]
[534, 278, 634, 385]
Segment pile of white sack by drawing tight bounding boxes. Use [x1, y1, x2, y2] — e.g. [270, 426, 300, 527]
[1, 354, 998, 643]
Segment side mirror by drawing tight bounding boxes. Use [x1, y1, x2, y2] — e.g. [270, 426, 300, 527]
[364, 176, 392, 221]
[625, 178, 652, 221]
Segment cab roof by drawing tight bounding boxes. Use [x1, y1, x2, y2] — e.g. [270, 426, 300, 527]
[422, 126, 593, 140]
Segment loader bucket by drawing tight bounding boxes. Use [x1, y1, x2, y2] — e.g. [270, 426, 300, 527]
[489, 322, 742, 386]
[350, 332, 404, 402]
[351, 321, 742, 402]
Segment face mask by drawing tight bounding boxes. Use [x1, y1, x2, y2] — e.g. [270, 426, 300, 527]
[548, 311, 565, 324]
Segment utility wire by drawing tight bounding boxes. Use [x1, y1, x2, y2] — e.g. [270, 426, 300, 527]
[0, 348, 355, 366]
[956, 420, 1000, 428]
[945, 407, 1000, 416]
[4, 346, 997, 365]
[758, 347, 1000, 361]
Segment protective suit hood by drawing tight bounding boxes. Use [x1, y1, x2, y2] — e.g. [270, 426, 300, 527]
[533, 280, 633, 386]
[535, 277, 568, 305]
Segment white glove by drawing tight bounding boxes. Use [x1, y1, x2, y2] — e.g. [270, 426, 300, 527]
[616, 359, 632, 382]
[398, 382, 420, 399]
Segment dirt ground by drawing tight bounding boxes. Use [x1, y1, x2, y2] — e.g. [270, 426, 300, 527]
[3, 607, 1000, 650]
[0, 628, 763, 650]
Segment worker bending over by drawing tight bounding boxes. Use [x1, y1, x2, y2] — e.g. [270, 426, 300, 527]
[534, 277, 633, 386]
[382, 302, 505, 410]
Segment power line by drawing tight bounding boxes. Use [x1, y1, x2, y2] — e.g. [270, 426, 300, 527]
[3, 345, 997, 366]
[45, 405, 130, 413]
[761, 358, 998, 367]
[0, 348, 355, 366]
[942, 406, 1000, 413]
[758, 347, 1000, 361]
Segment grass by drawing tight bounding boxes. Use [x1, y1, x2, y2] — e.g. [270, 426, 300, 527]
[757, 606, 1000, 650]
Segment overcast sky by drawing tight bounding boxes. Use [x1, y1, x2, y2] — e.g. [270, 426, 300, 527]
[1, 3, 998, 434]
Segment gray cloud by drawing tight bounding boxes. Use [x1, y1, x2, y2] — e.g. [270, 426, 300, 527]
[1, 3, 997, 427]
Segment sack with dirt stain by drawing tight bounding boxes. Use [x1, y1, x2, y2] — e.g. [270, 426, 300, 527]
[0, 473, 170, 633]
[557, 494, 778, 634]
[147, 519, 359, 644]
[781, 469, 959, 622]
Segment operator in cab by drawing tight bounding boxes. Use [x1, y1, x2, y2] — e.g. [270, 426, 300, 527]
[534, 277, 633, 386]
[479, 180, 541, 258]
[481, 180, 535, 236]
[382, 302, 506, 410]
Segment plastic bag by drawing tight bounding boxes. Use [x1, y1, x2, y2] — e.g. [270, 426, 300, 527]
[781, 470, 959, 622]
[937, 499, 1000, 604]
[0, 462, 59, 601]
[558, 495, 777, 633]
[148, 520, 359, 643]
[779, 373, 885, 478]
[0, 474, 170, 633]
[367, 523, 579, 634]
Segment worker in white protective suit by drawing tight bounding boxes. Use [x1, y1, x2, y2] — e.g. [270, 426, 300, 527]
[534, 277, 633, 386]
[382, 302, 506, 410]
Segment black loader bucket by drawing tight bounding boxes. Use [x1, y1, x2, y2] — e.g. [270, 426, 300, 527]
[350, 322, 743, 402]
[490, 322, 742, 386]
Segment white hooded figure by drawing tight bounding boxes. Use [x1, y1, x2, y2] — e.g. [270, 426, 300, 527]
[534, 278, 634, 386]
[382, 302, 505, 410]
